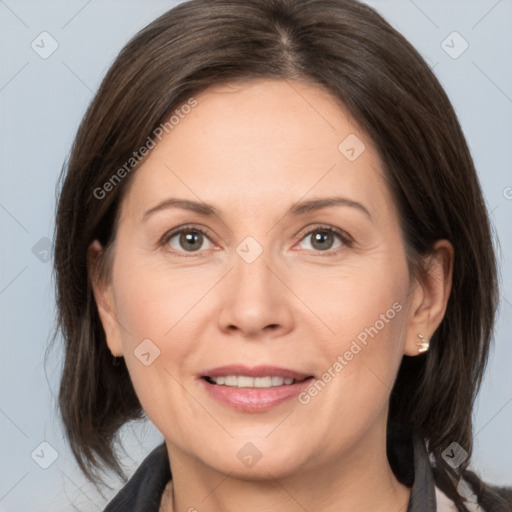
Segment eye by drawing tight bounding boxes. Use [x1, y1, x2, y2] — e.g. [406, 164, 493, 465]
[163, 226, 215, 255]
[297, 225, 352, 253]
[161, 224, 351, 257]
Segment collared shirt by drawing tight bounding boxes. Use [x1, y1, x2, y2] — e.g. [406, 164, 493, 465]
[103, 435, 481, 512]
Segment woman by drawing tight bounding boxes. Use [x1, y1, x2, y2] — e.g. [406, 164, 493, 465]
[53, 0, 511, 510]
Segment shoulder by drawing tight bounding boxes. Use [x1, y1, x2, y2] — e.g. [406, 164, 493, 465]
[462, 470, 512, 512]
[103, 442, 171, 512]
[435, 484, 482, 512]
[435, 472, 512, 512]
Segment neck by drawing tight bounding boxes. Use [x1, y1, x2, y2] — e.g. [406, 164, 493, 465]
[162, 426, 411, 512]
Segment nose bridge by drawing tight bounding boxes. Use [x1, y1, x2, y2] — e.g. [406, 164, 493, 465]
[231, 239, 277, 304]
[217, 236, 294, 336]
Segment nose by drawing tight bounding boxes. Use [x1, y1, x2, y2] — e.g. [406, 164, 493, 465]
[217, 250, 295, 340]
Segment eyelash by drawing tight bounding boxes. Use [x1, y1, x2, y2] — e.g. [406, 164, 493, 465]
[161, 223, 353, 258]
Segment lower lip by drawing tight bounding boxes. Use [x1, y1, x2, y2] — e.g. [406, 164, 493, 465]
[200, 377, 314, 412]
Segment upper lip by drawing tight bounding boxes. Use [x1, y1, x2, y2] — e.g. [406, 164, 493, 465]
[201, 365, 313, 380]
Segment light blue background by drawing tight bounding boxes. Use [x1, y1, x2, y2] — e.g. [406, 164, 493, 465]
[1, 1, 511, 510]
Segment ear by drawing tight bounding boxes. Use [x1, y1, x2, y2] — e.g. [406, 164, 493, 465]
[403, 239, 454, 356]
[87, 240, 124, 357]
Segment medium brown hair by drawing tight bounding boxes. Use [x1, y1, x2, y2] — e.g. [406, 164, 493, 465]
[52, 0, 506, 508]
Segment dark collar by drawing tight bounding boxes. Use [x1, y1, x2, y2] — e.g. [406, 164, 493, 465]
[104, 435, 436, 511]
[406, 435, 437, 511]
[103, 442, 171, 512]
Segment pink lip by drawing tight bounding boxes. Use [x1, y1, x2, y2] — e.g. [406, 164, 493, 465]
[202, 365, 311, 380]
[199, 365, 314, 413]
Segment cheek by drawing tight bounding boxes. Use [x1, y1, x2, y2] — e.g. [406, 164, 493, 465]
[335, 276, 407, 361]
[111, 251, 210, 348]
[294, 253, 410, 417]
[290, 254, 409, 355]
[293, 284, 408, 459]
[111, 273, 203, 442]
[318, 290, 406, 402]
[108, 257, 206, 418]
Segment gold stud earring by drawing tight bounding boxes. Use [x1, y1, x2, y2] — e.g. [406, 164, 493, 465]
[416, 334, 429, 353]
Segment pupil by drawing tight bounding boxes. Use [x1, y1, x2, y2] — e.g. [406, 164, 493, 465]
[312, 230, 333, 250]
[180, 231, 203, 251]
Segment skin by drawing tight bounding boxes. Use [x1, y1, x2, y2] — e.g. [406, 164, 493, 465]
[89, 79, 453, 512]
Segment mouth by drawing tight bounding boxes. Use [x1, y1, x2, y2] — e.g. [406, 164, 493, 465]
[199, 365, 315, 412]
[203, 375, 311, 388]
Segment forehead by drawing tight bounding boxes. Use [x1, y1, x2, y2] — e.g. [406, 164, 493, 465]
[119, 79, 393, 223]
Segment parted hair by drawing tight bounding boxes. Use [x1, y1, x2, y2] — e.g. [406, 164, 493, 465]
[52, 0, 509, 509]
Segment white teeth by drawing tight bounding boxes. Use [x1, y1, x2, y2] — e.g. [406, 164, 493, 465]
[254, 377, 272, 388]
[237, 376, 254, 388]
[225, 376, 237, 386]
[209, 375, 298, 388]
[271, 376, 284, 386]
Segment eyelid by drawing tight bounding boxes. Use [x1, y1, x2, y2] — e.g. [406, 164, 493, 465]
[294, 223, 354, 253]
[160, 223, 353, 257]
[161, 224, 217, 257]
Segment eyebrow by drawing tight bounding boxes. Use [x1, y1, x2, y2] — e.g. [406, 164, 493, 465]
[142, 196, 372, 222]
[142, 198, 222, 221]
[287, 197, 372, 220]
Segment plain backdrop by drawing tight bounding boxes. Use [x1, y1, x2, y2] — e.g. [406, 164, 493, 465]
[0, 1, 511, 510]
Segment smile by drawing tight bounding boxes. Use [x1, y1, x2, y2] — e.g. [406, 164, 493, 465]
[204, 375, 306, 387]
[200, 365, 315, 412]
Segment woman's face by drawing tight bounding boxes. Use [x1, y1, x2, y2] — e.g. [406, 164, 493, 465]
[92, 79, 433, 479]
